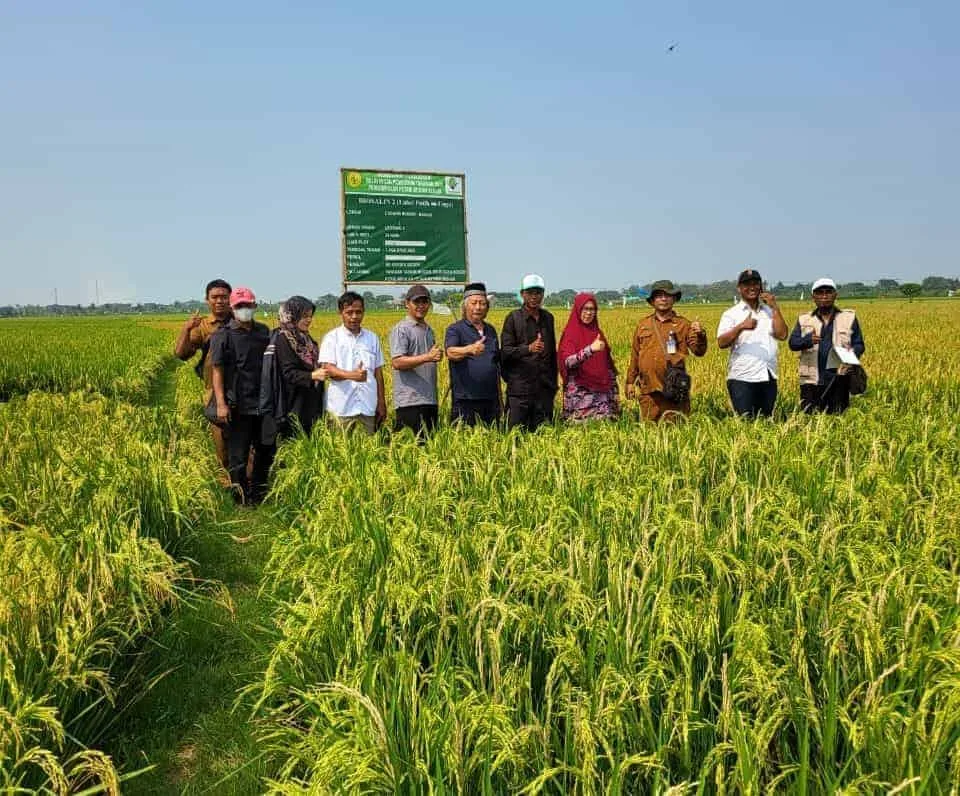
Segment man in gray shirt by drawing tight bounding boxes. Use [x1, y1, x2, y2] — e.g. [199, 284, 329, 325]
[389, 284, 444, 437]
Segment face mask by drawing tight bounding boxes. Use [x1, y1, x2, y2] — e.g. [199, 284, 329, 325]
[234, 307, 255, 322]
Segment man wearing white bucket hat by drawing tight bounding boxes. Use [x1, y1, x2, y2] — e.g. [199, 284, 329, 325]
[788, 277, 865, 414]
[500, 273, 557, 430]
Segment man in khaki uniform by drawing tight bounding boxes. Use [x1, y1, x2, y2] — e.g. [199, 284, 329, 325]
[174, 279, 232, 473]
[625, 280, 707, 421]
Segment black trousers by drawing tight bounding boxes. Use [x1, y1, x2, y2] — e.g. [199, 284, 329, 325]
[801, 374, 850, 414]
[506, 391, 555, 431]
[394, 404, 439, 438]
[227, 414, 275, 504]
[727, 378, 778, 418]
[451, 398, 501, 427]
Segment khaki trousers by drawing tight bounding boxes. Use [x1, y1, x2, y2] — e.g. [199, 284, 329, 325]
[638, 393, 691, 423]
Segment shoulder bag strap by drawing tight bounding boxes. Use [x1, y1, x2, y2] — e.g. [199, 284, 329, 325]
[650, 316, 668, 355]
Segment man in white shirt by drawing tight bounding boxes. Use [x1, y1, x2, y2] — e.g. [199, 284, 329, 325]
[318, 291, 387, 435]
[716, 269, 788, 417]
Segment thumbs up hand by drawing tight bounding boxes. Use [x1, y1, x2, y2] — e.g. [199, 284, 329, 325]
[529, 330, 545, 354]
[590, 334, 606, 353]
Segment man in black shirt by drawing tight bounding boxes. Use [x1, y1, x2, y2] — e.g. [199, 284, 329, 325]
[500, 273, 558, 431]
[209, 286, 274, 503]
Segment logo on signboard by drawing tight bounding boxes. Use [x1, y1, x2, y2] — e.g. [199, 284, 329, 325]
[346, 171, 363, 189]
[444, 176, 462, 195]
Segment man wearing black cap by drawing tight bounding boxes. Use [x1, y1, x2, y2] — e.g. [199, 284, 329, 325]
[717, 269, 788, 418]
[389, 285, 443, 437]
[444, 282, 502, 426]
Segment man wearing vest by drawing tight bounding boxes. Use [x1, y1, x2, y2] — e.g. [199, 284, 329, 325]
[788, 277, 866, 414]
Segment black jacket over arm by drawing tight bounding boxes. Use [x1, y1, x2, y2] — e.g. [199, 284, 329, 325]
[275, 332, 323, 435]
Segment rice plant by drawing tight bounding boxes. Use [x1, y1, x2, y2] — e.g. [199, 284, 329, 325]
[251, 299, 960, 792]
[0, 391, 224, 793]
[3, 299, 959, 792]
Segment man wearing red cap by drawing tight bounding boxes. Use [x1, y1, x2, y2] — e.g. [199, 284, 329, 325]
[209, 286, 274, 504]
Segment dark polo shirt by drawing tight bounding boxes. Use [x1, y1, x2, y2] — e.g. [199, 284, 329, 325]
[444, 319, 500, 401]
[209, 319, 271, 415]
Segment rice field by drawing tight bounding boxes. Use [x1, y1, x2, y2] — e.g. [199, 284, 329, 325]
[0, 318, 173, 402]
[0, 325, 224, 793]
[1, 299, 959, 793]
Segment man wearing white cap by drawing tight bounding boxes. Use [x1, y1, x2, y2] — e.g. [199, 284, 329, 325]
[788, 278, 865, 414]
[500, 273, 557, 430]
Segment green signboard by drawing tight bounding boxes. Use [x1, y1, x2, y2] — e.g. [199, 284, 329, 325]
[341, 168, 468, 285]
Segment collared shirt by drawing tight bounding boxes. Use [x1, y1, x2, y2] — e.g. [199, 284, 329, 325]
[717, 301, 780, 382]
[500, 307, 557, 396]
[208, 319, 271, 414]
[389, 317, 438, 408]
[444, 319, 500, 401]
[625, 311, 707, 395]
[188, 315, 228, 396]
[319, 325, 385, 417]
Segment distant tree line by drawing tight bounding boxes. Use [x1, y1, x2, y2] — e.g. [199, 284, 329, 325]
[1, 276, 957, 317]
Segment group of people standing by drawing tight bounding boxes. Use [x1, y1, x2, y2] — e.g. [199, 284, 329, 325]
[175, 269, 865, 503]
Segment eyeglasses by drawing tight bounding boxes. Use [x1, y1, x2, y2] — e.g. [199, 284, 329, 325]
[581, 306, 597, 313]
[411, 297, 431, 305]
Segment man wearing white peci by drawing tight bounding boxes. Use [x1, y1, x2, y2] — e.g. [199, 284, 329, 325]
[318, 291, 386, 435]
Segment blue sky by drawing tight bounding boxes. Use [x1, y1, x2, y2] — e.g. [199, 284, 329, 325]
[1, 1, 957, 305]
